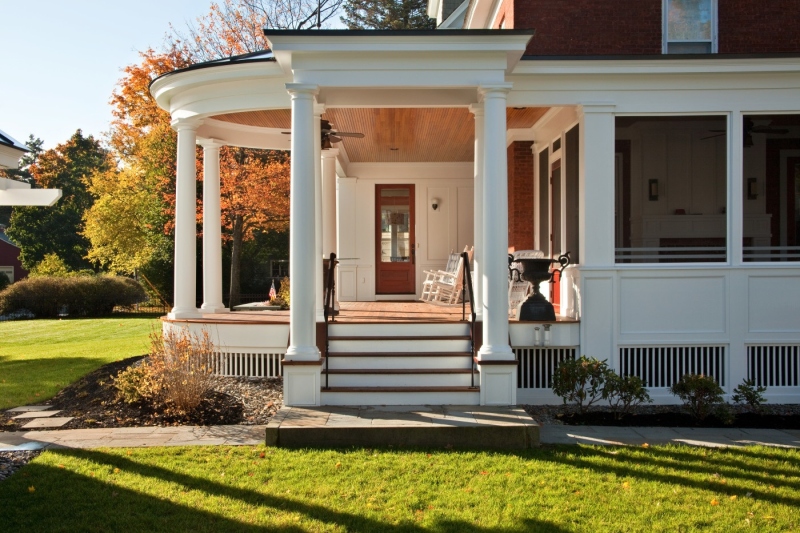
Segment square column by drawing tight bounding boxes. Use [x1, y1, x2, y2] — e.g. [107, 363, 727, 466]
[284, 83, 322, 407]
[199, 139, 227, 314]
[469, 104, 484, 321]
[169, 118, 201, 319]
[477, 85, 516, 406]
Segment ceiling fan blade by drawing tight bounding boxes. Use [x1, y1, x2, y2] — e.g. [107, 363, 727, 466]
[751, 126, 790, 134]
[281, 131, 291, 134]
[333, 132, 365, 138]
[328, 135, 343, 143]
[700, 133, 725, 140]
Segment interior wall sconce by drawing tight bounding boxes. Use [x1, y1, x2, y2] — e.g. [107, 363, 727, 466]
[431, 197, 441, 210]
[747, 177, 758, 200]
[648, 179, 659, 201]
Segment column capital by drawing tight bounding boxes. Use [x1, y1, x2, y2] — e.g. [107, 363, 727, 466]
[198, 138, 225, 150]
[578, 102, 616, 116]
[314, 103, 326, 116]
[321, 147, 339, 159]
[478, 84, 513, 100]
[171, 117, 202, 132]
[286, 83, 319, 98]
[469, 103, 484, 117]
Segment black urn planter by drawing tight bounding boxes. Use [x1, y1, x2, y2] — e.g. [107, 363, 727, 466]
[509, 251, 570, 321]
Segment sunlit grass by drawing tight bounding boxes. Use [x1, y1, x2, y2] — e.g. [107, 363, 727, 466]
[0, 317, 157, 408]
[2, 444, 798, 531]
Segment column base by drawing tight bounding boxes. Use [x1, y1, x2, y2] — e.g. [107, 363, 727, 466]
[200, 305, 229, 314]
[477, 344, 515, 360]
[168, 308, 201, 319]
[283, 362, 322, 406]
[478, 362, 518, 406]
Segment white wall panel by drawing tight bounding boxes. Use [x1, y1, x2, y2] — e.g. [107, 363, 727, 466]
[748, 276, 800, 333]
[620, 276, 726, 334]
[581, 276, 614, 361]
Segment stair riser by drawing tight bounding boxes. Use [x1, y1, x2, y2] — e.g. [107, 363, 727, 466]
[320, 391, 481, 406]
[329, 339, 471, 353]
[324, 373, 476, 388]
[326, 356, 472, 370]
[328, 323, 470, 337]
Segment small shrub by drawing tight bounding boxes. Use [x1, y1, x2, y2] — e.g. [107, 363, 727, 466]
[114, 327, 215, 415]
[669, 374, 725, 421]
[29, 253, 72, 277]
[731, 378, 767, 412]
[604, 373, 652, 419]
[0, 275, 146, 318]
[552, 356, 610, 413]
[272, 276, 290, 309]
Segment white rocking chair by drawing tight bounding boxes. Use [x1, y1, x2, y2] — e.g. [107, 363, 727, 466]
[426, 246, 473, 305]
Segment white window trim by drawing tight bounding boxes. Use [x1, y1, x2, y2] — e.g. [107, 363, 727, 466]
[662, 0, 718, 54]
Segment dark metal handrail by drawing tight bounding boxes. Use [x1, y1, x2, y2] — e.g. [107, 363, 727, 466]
[323, 252, 338, 389]
[460, 251, 477, 388]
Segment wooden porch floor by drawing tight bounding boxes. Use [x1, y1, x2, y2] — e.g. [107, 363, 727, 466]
[166, 301, 578, 325]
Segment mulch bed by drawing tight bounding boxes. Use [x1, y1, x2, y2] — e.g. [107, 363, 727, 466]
[1, 356, 283, 433]
[523, 404, 800, 429]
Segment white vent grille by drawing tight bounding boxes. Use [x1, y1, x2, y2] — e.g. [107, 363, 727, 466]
[211, 352, 283, 378]
[619, 346, 726, 388]
[747, 345, 800, 388]
[515, 347, 576, 389]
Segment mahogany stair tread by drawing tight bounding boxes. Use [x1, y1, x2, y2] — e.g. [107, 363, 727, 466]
[326, 351, 473, 357]
[321, 386, 480, 393]
[328, 335, 470, 341]
[322, 368, 474, 375]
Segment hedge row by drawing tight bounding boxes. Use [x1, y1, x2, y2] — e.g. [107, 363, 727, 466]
[0, 276, 147, 318]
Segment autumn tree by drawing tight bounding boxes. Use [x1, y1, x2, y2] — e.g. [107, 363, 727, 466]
[341, 0, 436, 30]
[213, 147, 290, 306]
[7, 130, 109, 270]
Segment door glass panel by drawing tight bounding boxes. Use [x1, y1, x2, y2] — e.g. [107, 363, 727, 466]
[379, 188, 411, 263]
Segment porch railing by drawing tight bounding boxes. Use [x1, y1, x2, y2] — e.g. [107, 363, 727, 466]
[460, 250, 477, 388]
[322, 252, 338, 389]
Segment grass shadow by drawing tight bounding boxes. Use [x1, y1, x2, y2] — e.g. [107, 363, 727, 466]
[1, 448, 570, 533]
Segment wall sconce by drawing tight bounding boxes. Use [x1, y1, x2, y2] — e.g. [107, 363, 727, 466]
[648, 179, 659, 201]
[431, 197, 440, 210]
[747, 178, 758, 200]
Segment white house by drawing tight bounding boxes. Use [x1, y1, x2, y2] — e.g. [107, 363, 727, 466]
[152, 1, 800, 407]
[0, 127, 61, 207]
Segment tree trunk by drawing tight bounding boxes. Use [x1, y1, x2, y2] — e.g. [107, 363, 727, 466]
[229, 213, 244, 307]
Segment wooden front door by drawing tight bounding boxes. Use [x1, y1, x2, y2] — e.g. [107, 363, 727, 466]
[375, 184, 415, 294]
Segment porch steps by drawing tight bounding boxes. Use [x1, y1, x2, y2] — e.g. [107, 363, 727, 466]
[320, 322, 480, 406]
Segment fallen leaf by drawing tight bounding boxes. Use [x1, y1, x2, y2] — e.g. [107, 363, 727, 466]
[730, 495, 737, 501]
[58, 464, 64, 469]
[335, 462, 342, 469]
[711, 499, 719, 506]
[28, 486, 35, 493]
[622, 482, 631, 490]
[480, 471, 489, 476]
[641, 443, 650, 448]
[113, 468, 120, 474]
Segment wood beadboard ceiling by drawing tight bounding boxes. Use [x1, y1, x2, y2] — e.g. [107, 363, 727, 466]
[212, 107, 549, 162]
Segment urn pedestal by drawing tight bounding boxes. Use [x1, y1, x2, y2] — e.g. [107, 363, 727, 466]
[509, 251, 570, 321]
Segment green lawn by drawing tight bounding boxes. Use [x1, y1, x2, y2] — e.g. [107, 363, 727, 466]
[2, 444, 798, 531]
[0, 317, 157, 409]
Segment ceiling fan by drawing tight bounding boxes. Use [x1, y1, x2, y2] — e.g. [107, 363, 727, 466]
[282, 119, 365, 149]
[701, 118, 790, 147]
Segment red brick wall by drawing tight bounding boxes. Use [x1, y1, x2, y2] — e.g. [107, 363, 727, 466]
[719, 0, 800, 53]
[515, 0, 662, 56]
[507, 141, 535, 252]
[512, 0, 800, 56]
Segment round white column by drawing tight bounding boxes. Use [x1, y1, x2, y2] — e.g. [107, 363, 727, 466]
[478, 86, 514, 360]
[169, 119, 201, 319]
[285, 84, 321, 362]
[322, 148, 339, 258]
[314, 105, 325, 322]
[469, 104, 484, 321]
[199, 139, 227, 314]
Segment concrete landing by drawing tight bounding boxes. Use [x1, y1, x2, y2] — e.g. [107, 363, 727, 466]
[264, 406, 539, 449]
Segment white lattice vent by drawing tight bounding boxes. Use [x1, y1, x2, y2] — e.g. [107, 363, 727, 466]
[747, 345, 800, 388]
[619, 345, 726, 388]
[514, 347, 577, 389]
[211, 352, 283, 378]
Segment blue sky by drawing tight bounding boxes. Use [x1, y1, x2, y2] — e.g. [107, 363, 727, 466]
[0, 1, 213, 149]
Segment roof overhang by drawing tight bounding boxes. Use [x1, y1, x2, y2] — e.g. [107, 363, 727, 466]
[0, 128, 28, 170]
[0, 178, 61, 207]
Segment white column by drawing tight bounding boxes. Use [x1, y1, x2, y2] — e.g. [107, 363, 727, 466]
[469, 104, 484, 321]
[169, 119, 201, 319]
[578, 104, 616, 267]
[477, 85, 516, 406]
[577, 104, 616, 366]
[322, 148, 339, 258]
[314, 105, 325, 322]
[284, 83, 321, 406]
[199, 139, 227, 314]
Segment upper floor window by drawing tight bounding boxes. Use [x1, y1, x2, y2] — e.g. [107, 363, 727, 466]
[663, 0, 717, 54]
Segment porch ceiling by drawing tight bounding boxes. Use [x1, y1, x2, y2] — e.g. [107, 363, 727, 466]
[210, 106, 549, 163]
